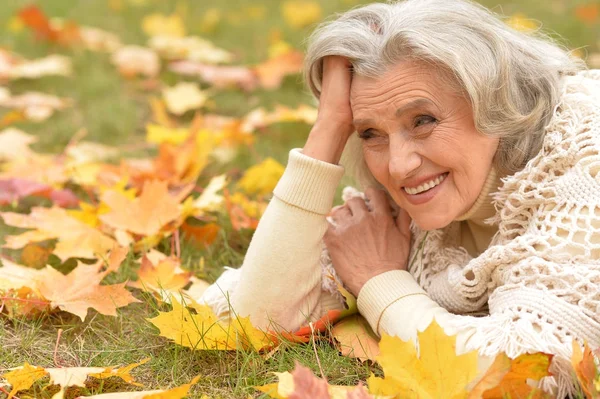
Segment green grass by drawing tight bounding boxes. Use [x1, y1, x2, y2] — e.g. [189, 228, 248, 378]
[0, 0, 598, 397]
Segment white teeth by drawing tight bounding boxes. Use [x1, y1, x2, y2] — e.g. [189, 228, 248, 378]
[404, 173, 447, 195]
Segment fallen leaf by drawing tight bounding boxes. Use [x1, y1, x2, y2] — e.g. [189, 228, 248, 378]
[181, 223, 220, 247]
[111, 46, 160, 78]
[1, 206, 116, 261]
[0, 90, 71, 121]
[162, 82, 208, 115]
[0, 178, 78, 207]
[575, 4, 599, 24]
[100, 180, 188, 237]
[148, 35, 233, 64]
[18, 5, 79, 44]
[147, 295, 273, 351]
[1, 362, 47, 399]
[467, 354, 512, 399]
[0, 127, 37, 161]
[368, 320, 479, 399]
[331, 315, 380, 362]
[281, 1, 322, 29]
[480, 353, 553, 399]
[142, 13, 185, 38]
[571, 341, 599, 399]
[19, 243, 53, 269]
[237, 158, 284, 196]
[254, 51, 304, 90]
[192, 174, 227, 215]
[128, 256, 192, 297]
[169, 61, 258, 91]
[36, 247, 139, 320]
[146, 124, 190, 145]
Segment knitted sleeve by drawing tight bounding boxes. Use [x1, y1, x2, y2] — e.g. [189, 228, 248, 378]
[200, 148, 346, 332]
[358, 69, 600, 398]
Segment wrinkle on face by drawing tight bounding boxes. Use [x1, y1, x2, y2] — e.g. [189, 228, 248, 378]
[350, 60, 499, 230]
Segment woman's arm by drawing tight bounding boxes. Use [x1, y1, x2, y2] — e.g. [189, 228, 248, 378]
[229, 148, 345, 331]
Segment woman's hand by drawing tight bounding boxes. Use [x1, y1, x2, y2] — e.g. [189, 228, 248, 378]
[324, 188, 412, 297]
[303, 56, 354, 164]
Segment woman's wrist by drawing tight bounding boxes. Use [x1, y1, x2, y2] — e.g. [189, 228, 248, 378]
[302, 122, 353, 164]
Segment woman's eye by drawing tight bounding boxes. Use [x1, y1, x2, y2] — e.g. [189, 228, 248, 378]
[414, 115, 437, 127]
[358, 129, 376, 140]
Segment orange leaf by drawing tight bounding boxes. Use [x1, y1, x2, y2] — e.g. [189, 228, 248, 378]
[575, 4, 599, 24]
[572, 341, 600, 399]
[36, 247, 139, 320]
[253, 50, 304, 90]
[128, 255, 192, 294]
[18, 5, 79, 44]
[467, 353, 511, 399]
[482, 353, 554, 399]
[181, 222, 220, 247]
[100, 180, 189, 236]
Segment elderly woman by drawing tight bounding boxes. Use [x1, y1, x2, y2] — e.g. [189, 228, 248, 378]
[201, 0, 600, 395]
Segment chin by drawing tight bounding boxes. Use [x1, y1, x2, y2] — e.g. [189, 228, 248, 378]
[409, 212, 454, 231]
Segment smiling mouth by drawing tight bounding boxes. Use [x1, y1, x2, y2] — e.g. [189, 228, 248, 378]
[402, 172, 449, 195]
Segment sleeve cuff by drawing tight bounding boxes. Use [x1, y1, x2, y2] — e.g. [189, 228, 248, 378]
[357, 270, 427, 335]
[273, 148, 345, 215]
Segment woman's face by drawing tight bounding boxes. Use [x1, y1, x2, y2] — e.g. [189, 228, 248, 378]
[350, 60, 499, 230]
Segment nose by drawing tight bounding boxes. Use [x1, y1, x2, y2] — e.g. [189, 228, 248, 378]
[388, 133, 422, 181]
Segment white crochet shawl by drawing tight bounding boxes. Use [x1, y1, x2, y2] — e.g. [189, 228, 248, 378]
[322, 69, 600, 397]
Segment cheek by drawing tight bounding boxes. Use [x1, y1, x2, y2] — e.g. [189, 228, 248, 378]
[363, 147, 389, 182]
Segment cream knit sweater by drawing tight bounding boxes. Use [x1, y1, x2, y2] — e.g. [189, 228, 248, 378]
[201, 70, 600, 397]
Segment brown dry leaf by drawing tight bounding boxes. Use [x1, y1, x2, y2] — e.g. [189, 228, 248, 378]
[254, 50, 304, 90]
[100, 180, 189, 236]
[36, 247, 139, 320]
[128, 256, 192, 297]
[331, 314, 380, 362]
[111, 46, 160, 78]
[571, 341, 600, 399]
[480, 353, 553, 399]
[1, 206, 116, 261]
[162, 82, 208, 115]
[19, 243, 53, 269]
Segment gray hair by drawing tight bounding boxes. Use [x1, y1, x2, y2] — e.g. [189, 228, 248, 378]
[303, 0, 586, 186]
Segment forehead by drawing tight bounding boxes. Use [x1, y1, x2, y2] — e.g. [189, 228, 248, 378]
[350, 61, 454, 108]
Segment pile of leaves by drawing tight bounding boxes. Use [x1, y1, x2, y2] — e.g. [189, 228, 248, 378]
[1, 1, 600, 398]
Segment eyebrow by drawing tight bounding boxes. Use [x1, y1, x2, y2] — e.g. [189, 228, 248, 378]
[352, 98, 436, 126]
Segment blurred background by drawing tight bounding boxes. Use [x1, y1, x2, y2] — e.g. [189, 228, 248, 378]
[0, 0, 598, 162]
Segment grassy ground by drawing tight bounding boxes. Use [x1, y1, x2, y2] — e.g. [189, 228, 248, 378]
[0, 0, 598, 398]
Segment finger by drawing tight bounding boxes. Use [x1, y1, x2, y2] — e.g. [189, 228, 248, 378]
[365, 187, 392, 216]
[346, 197, 368, 218]
[331, 204, 352, 223]
[395, 208, 412, 238]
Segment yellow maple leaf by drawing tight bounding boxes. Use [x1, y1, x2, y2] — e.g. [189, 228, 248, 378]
[142, 13, 185, 38]
[281, 0, 322, 29]
[81, 375, 201, 398]
[162, 82, 208, 116]
[147, 296, 273, 351]
[368, 320, 479, 399]
[0, 206, 116, 261]
[88, 358, 150, 386]
[1, 362, 47, 399]
[237, 158, 284, 196]
[146, 124, 190, 145]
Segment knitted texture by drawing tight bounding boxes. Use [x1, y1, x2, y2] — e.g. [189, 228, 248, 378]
[323, 70, 600, 396]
